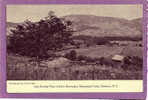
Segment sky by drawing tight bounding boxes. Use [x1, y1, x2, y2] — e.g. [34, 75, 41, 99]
[7, 4, 143, 23]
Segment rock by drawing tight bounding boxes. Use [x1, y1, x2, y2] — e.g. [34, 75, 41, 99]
[40, 57, 70, 68]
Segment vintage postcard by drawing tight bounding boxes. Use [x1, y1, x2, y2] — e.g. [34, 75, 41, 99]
[0, 0, 147, 99]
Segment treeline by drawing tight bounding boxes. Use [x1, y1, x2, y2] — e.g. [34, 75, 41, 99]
[73, 35, 142, 45]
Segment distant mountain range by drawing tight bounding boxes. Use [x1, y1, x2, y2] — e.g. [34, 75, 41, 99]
[7, 22, 18, 28]
[7, 15, 142, 37]
[131, 18, 142, 33]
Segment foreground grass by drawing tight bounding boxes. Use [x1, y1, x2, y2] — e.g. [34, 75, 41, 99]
[7, 53, 142, 80]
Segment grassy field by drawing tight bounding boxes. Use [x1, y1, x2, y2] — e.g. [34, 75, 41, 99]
[7, 55, 142, 80]
[57, 45, 142, 59]
[7, 45, 143, 80]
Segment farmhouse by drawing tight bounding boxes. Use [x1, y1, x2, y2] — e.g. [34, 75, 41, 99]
[112, 55, 124, 62]
[111, 55, 125, 66]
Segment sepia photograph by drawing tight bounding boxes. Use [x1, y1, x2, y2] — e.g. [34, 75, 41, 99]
[6, 4, 143, 80]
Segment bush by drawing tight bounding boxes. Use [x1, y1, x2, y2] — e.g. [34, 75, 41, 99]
[64, 50, 77, 60]
[77, 55, 99, 63]
[77, 55, 86, 61]
[99, 57, 105, 65]
[123, 57, 131, 65]
[85, 57, 96, 63]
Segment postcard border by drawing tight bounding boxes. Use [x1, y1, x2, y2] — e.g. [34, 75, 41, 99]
[0, 0, 147, 99]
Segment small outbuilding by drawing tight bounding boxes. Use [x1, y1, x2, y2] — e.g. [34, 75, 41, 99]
[112, 55, 125, 62]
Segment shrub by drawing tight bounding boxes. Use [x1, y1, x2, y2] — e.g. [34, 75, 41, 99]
[123, 57, 131, 65]
[77, 55, 86, 61]
[99, 57, 105, 65]
[64, 50, 77, 60]
[85, 57, 96, 63]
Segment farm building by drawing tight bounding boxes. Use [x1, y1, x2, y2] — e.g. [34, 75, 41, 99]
[112, 55, 125, 62]
[110, 54, 125, 67]
[110, 41, 142, 47]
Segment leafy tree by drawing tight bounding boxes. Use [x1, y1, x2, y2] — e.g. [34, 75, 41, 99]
[8, 11, 74, 59]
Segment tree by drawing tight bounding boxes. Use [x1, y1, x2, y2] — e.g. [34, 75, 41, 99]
[8, 11, 74, 59]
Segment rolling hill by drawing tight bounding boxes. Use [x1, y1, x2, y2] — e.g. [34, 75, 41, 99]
[7, 15, 142, 37]
[7, 22, 18, 28]
[131, 18, 142, 33]
[64, 15, 142, 37]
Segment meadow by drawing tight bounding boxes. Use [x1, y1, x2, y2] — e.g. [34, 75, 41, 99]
[7, 45, 143, 80]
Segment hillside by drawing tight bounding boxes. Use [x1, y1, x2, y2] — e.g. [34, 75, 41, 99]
[131, 18, 142, 33]
[7, 22, 19, 36]
[64, 15, 142, 37]
[7, 22, 18, 28]
[7, 15, 142, 37]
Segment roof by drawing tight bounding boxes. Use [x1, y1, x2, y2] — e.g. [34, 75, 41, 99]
[112, 55, 124, 61]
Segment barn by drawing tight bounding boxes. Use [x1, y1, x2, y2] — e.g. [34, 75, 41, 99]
[112, 55, 125, 62]
[111, 55, 125, 66]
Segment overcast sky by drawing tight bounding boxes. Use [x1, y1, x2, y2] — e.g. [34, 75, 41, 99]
[7, 4, 142, 23]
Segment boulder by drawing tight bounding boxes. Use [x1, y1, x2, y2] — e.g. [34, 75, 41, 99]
[40, 57, 70, 68]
